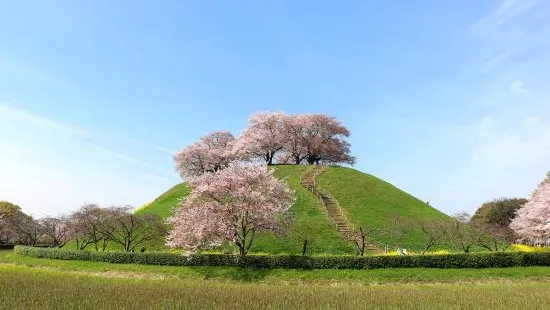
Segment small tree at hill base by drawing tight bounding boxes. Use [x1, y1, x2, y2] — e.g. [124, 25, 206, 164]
[39, 216, 72, 248]
[510, 173, 550, 245]
[167, 163, 295, 256]
[69, 204, 112, 251]
[99, 206, 167, 252]
[418, 220, 448, 254]
[472, 197, 527, 244]
[353, 226, 374, 256]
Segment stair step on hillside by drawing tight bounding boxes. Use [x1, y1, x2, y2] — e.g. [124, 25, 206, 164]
[301, 166, 384, 254]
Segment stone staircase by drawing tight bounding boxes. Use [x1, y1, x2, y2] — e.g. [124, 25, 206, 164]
[300, 166, 383, 254]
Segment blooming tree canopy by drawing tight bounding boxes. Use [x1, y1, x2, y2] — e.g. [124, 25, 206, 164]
[174, 112, 355, 173]
[234, 111, 289, 165]
[285, 114, 355, 165]
[510, 173, 550, 245]
[174, 131, 236, 179]
[167, 163, 295, 255]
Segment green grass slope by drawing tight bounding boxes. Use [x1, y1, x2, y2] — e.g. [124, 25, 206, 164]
[316, 166, 450, 251]
[138, 165, 449, 254]
[135, 183, 191, 219]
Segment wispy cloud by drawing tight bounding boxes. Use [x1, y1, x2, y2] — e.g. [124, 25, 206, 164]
[0, 103, 175, 174]
[508, 80, 529, 97]
[0, 103, 87, 136]
[85, 143, 175, 177]
[0, 56, 65, 86]
[468, 0, 540, 37]
[481, 49, 518, 73]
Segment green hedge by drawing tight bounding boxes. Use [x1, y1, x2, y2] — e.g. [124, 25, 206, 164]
[0, 244, 15, 250]
[14, 246, 550, 269]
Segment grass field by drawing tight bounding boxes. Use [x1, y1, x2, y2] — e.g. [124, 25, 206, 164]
[136, 165, 450, 254]
[4, 249, 550, 309]
[2, 261, 550, 309]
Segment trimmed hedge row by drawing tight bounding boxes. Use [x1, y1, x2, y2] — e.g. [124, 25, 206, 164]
[14, 246, 550, 269]
[0, 244, 15, 250]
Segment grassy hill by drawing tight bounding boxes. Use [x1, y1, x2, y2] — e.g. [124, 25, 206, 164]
[137, 165, 450, 254]
[316, 166, 449, 250]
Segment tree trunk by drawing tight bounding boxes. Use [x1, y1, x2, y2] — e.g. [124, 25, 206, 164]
[266, 153, 274, 165]
[302, 239, 308, 256]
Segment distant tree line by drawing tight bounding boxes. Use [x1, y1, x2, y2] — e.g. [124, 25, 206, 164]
[0, 201, 166, 252]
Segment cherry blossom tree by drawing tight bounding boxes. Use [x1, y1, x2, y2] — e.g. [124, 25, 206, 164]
[282, 114, 355, 165]
[283, 114, 308, 164]
[167, 163, 295, 256]
[39, 216, 72, 248]
[174, 131, 236, 179]
[234, 111, 289, 165]
[300, 114, 355, 165]
[98, 206, 167, 252]
[69, 204, 111, 251]
[510, 173, 550, 245]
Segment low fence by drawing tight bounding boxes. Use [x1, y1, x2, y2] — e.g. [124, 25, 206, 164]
[14, 246, 550, 269]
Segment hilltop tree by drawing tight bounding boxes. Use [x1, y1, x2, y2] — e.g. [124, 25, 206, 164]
[235, 111, 289, 165]
[174, 131, 236, 179]
[283, 114, 355, 165]
[167, 164, 295, 256]
[282, 114, 308, 164]
[510, 173, 550, 245]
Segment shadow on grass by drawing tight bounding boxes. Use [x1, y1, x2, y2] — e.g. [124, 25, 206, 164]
[191, 266, 273, 282]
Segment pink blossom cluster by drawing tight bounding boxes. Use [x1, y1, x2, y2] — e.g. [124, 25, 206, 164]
[510, 174, 550, 244]
[174, 111, 354, 179]
[174, 131, 236, 179]
[167, 163, 295, 255]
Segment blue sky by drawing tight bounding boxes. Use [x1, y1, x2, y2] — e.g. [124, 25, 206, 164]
[1, 0, 549, 217]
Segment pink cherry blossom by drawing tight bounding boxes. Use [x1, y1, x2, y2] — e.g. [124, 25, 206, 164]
[167, 163, 295, 255]
[510, 173, 550, 245]
[174, 131, 236, 179]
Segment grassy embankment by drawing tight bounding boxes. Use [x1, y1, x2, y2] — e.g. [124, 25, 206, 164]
[136, 165, 451, 254]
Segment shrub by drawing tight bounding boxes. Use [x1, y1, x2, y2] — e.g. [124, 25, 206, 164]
[0, 244, 15, 250]
[14, 246, 550, 269]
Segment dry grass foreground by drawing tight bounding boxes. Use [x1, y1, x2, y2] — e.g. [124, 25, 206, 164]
[3, 250, 550, 309]
[2, 264, 550, 310]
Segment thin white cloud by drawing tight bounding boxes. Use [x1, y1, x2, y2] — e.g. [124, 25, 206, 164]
[468, 0, 540, 36]
[0, 103, 175, 161]
[481, 49, 518, 73]
[508, 80, 529, 97]
[85, 143, 175, 178]
[0, 56, 65, 86]
[0, 103, 88, 136]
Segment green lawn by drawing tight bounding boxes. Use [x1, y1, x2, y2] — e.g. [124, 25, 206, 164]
[2, 263, 550, 309]
[317, 166, 450, 251]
